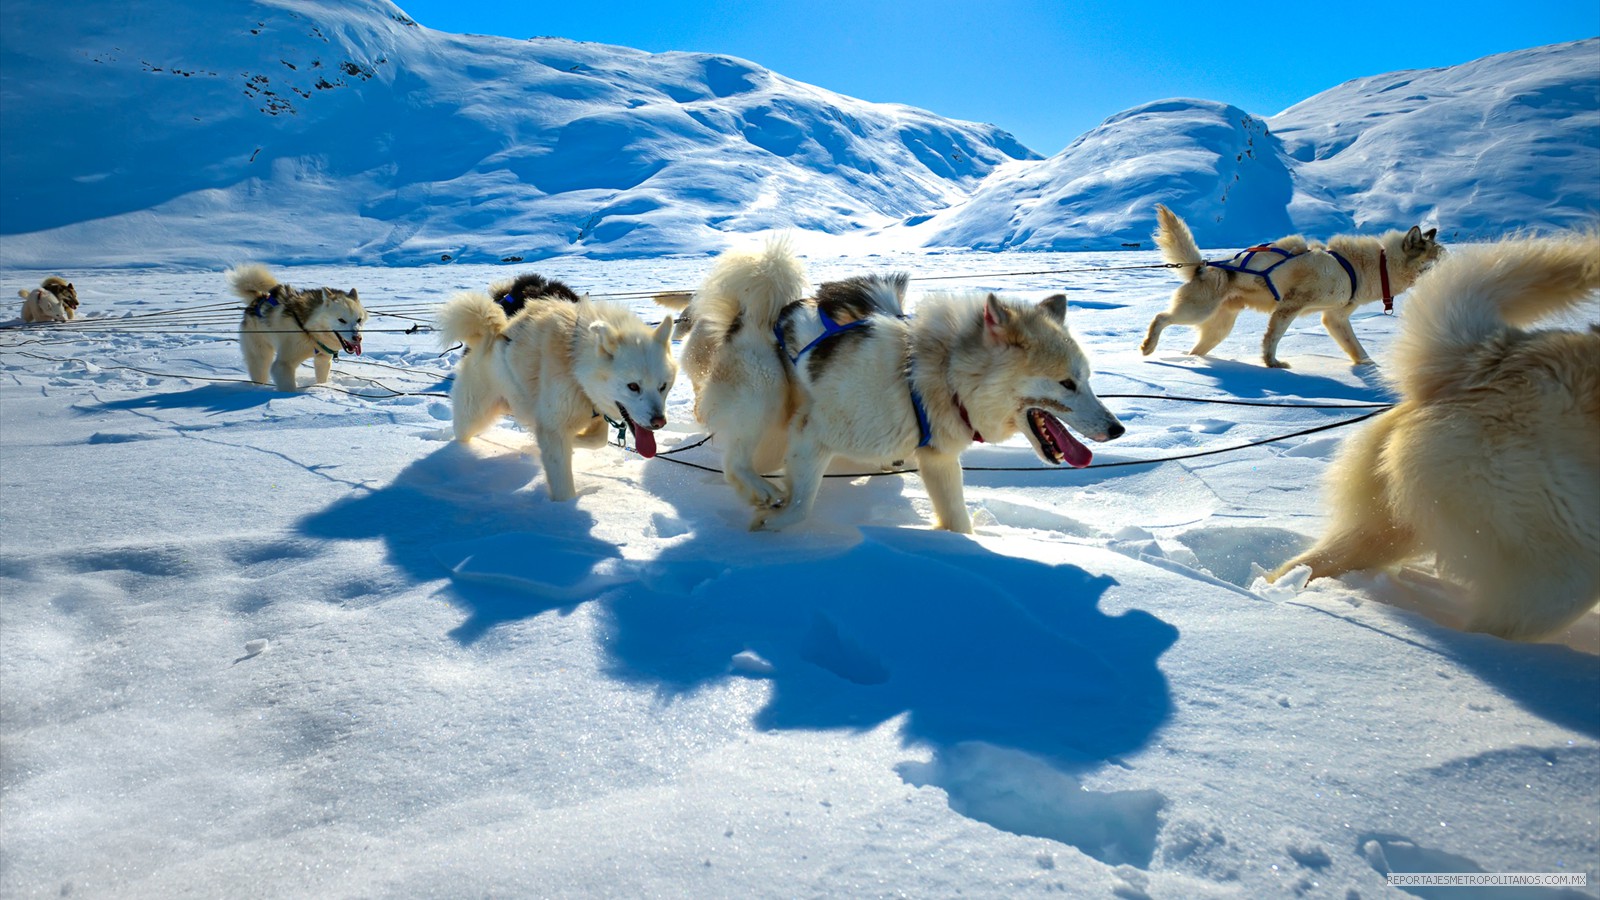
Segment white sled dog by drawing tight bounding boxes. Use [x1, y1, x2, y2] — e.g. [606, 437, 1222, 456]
[669, 239, 1125, 532]
[229, 264, 366, 391]
[1142, 205, 1443, 368]
[1271, 232, 1600, 640]
[438, 288, 676, 502]
[18, 276, 78, 323]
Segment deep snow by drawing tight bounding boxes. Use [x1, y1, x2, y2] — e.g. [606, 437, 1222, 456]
[2, 251, 1596, 898]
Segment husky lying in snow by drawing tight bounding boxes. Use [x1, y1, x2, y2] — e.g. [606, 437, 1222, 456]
[229, 264, 366, 391]
[1142, 205, 1443, 368]
[667, 239, 1124, 532]
[1271, 232, 1600, 640]
[438, 287, 676, 502]
[18, 276, 78, 323]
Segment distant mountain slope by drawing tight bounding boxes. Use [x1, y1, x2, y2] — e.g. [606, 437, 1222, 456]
[0, 0, 1035, 266]
[919, 39, 1600, 251]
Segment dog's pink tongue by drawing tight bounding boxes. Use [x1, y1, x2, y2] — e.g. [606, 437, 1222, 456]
[1043, 414, 1093, 468]
[350, 335, 363, 355]
[632, 423, 657, 458]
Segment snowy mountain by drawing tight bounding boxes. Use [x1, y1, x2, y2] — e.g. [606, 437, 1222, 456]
[920, 39, 1600, 251]
[0, 0, 1035, 267]
[0, 4, 1594, 266]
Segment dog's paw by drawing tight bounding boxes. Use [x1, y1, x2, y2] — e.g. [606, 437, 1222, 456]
[1139, 340, 1157, 356]
[1265, 359, 1292, 369]
[1354, 357, 1376, 367]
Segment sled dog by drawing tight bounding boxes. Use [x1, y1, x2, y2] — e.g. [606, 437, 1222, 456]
[487, 272, 581, 319]
[1271, 232, 1600, 640]
[674, 239, 1125, 532]
[229, 264, 366, 391]
[1141, 205, 1442, 368]
[18, 276, 78, 322]
[437, 289, 676, 502]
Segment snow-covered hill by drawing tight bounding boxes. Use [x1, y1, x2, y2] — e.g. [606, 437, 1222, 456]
[0, 0, 1034, 267]
[0, 4, 1594, 266]
[919, 39, 1600, 250]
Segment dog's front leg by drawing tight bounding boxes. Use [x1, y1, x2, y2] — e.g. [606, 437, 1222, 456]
[270, 355, 303, 391]
[313, 351, 333, 384]
[917, 449, 972, 533]
[535, 425, 578, 501]
[1321, 311, 1375, 365]
[1260, 305, 1299, 368]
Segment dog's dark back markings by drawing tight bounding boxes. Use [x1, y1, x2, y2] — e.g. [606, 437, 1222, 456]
[805, 319, 873, 380]
[492, 272, 581, 317]
[816, 273, 910, 321]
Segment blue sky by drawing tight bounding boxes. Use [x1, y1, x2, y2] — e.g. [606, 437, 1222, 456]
[397, 0, 1599, 154]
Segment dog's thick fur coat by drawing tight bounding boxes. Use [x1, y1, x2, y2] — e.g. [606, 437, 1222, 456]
[1271, 232, 1600, 640]
[438, 289, 676, 501]
[1142, 205, 1443, 367]
[676, 240, 1124, 532]
[18, 276, 78, 323]
[229, 264, 366, 391]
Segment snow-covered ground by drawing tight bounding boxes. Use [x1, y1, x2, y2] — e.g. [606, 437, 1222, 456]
[2, 251, 1596, 898]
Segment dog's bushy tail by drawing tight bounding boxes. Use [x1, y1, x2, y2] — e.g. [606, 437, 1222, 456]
[1391, 232, 1600, 400]
[1153, 204, 1205, 280]
[691, 237, 807, 337]
[226, 263, 280, 300]
[437, 291, 509, 352]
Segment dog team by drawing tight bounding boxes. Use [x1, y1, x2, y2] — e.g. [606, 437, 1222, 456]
[14, 207, 1598, 641]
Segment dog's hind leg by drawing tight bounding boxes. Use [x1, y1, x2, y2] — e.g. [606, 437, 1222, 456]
[917, 449, 972, 533]
[752, 429, 830, 531]
[1142, 283, 1224, 356]
[1272, 415, 1418, 582]
[1188, 300, 1245, 357]
[1322, 310, 1374, 365]
[722, 431, 784, 509]
[241, 330, 274, 384]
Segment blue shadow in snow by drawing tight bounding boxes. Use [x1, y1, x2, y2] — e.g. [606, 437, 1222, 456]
[1141, 355, 1395, 404]
[86, 382, 279, 415]
[294, 442, 619, 643]
[604, 527, 1178, 764]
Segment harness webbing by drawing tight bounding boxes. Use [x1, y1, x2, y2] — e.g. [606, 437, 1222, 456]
[1327, 250, 1359, 302]
[1203, 244, 1300, 302]
[774, 310, 870, 364]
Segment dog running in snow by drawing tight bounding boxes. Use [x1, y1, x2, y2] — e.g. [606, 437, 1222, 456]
[1271, 231, 1600, 640]
[17, 276, 79, 323]
[228, 264, 366, 391]
[1141, 204, 1442, 368]
[665, 239, 1124, 532]
[437, 285, 676, 502]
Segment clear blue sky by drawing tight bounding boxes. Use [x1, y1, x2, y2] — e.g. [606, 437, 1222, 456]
[397, 0, 1599, 154]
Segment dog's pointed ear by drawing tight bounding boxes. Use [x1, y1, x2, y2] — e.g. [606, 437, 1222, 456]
[589, 319, 618, 357]
[1403, 225, 1427, 253]
[1039, 293, 1067, 323]
[983, 294, 1015, 346]
[348, 288, 358, 300]
[653, 316, 674, 347]
[1423, 227, 1438, 242]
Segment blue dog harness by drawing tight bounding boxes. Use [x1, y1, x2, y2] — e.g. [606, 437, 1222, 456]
[777, 310, 943, 449]
[1203, 244, 1301, 302]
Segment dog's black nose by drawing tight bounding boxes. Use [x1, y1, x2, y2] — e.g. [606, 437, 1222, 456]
[1107, 422, 1126, 440]
[650, 414, 666, 429]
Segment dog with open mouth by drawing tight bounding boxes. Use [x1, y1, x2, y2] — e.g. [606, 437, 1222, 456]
[671, 239, 1123, 532]
[437, 287, 676, 502]
[228, 264, 366, 391]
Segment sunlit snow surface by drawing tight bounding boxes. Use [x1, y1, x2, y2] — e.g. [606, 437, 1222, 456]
[3, 251, 1596, 898]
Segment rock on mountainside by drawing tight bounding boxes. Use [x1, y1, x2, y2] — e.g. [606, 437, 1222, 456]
[0, 0, 1035, 266]
[919, 38, 1600, 251]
